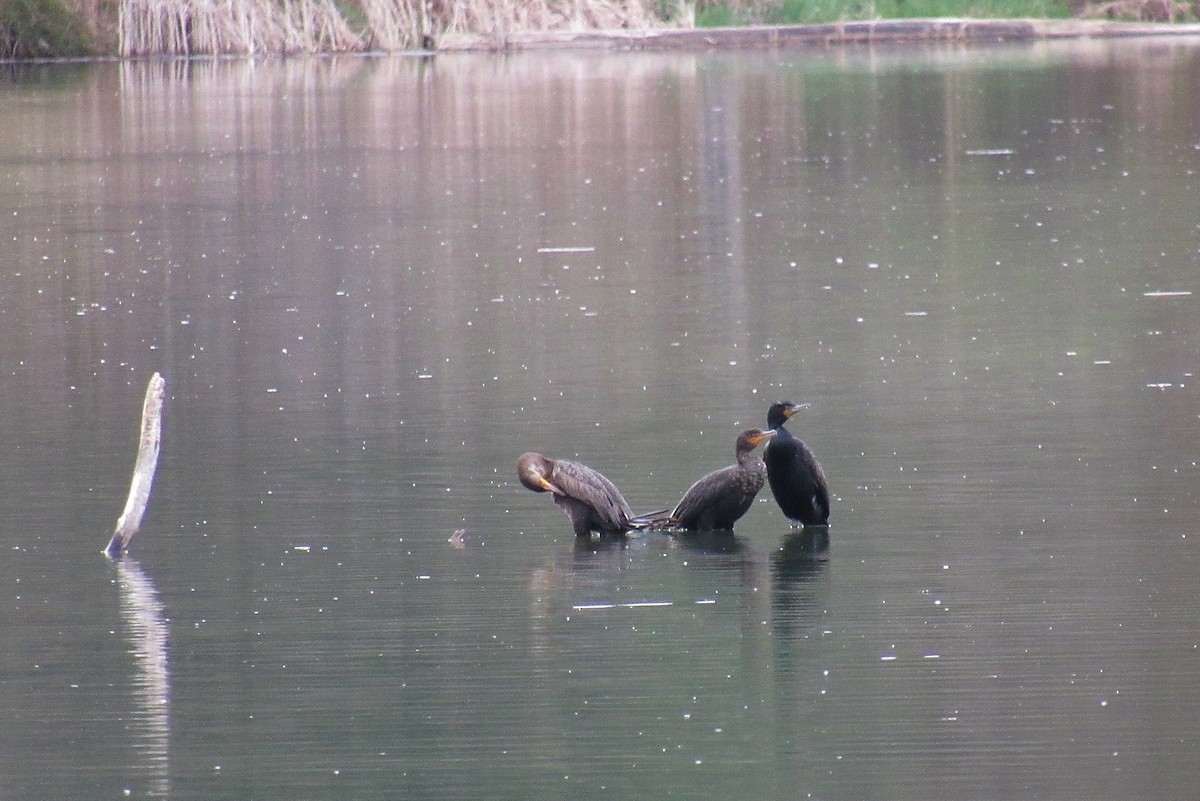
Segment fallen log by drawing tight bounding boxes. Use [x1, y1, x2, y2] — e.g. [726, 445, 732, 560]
[105, 373, 165, 558]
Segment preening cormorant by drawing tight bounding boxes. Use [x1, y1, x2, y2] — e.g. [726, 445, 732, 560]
[517, 452, 661, 537]
[765, 401, 830, 527]
[651, 428, 776, 532]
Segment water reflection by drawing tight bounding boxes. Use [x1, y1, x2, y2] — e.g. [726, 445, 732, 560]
[4, 38, 1200, 801]
[771, 527, 831, 643]
[776, 526, 831, 563]
[667, 530, 748, 555]
[114, 559, 171, 798]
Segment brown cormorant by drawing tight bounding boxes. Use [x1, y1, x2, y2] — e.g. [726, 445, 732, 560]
[765, 401, 830, 527]
[517, 452, 662, 537]
[650, 428, 776, 532]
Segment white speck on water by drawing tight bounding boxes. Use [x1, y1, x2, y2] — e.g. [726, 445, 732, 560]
[537, 246, 595, 253]
[1143, 290, 1191, 297]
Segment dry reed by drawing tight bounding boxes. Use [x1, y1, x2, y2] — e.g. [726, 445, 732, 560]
[117, 0, 676, 56]
[1079, 0, 1193, 19]
[120, 0, 365, 56]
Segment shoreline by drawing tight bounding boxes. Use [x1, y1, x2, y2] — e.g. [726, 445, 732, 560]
[6, 16, 1200, 62]
[436, 18, 1200, 51]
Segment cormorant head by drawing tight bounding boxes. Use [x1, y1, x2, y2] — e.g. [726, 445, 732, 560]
[517, 452, 562, 494]
[766, 401, 810, 430]
[736, 428, 776, 454]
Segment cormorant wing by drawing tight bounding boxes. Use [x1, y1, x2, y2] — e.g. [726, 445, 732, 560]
[551, 459, 634, 529]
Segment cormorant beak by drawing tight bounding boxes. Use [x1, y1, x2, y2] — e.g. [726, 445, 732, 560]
[536, 476, 564, 495]
[753, 430, 778, 446]
[784, 402, 811, 418]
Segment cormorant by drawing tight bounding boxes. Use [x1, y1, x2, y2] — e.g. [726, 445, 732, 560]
[765, 401, 830, 527]
[517, 452, 662, 537]
[650, 428, 776, 532]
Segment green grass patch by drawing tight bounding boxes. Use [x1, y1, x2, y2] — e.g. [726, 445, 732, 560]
[1, 0, 93, 58]
[697, 0, 1074, 25]
[335, 0, 371, 37]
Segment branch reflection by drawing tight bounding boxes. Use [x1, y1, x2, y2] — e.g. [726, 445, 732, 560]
[115, 559, 171, 797]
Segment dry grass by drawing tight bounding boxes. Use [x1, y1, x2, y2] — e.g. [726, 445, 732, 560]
[119, 0, 364, 55]
[358, 0, 423, 49]
[116, 0, 675, 55]
[1078, 0, 1194, 19]
[435, 0, 665, 35]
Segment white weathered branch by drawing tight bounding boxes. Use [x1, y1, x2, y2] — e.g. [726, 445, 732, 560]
[106, 373, 165, 557]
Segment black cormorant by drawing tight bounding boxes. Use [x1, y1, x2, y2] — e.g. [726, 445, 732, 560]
[765, 401, 830, 527]
[650, 428, 776, 532]
[517, 452, 661, 537]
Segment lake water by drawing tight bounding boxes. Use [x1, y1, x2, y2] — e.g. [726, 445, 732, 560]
[2, 36, 1199, 800]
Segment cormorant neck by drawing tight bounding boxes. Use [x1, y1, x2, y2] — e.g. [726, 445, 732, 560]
[736, 448, 763, 466]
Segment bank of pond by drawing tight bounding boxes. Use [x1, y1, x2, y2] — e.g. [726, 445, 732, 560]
[3, 0, 1198, 60]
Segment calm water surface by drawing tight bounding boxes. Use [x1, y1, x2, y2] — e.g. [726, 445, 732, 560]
[2, 38, 1199, 800]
